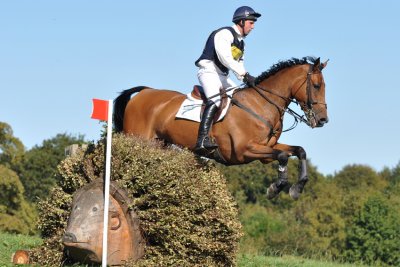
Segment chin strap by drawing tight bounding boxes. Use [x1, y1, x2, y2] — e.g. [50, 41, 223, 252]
[238, 20, 248, 37]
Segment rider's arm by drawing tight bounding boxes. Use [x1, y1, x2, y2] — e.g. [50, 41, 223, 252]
[214, 29, 246, 80]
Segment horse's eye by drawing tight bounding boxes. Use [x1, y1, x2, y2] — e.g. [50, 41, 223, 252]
[313, 84, 321, 89]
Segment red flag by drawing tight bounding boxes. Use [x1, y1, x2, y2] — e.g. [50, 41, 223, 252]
[91, 99, 109, 121]
[91, 98, 113, 266]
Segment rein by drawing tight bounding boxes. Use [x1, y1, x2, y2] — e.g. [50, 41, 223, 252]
[230, 97, 276, 136]
[231, 64, 324, 132]
[252, 84, 310, 131]
[229, 84, 302, 135]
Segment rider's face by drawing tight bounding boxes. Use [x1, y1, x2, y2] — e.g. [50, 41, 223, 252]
[242, 20, 256, 36]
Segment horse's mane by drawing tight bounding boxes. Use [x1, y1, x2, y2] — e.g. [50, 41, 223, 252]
[255, 56, 317, 84]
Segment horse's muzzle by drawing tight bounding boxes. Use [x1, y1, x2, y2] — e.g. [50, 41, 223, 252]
[316, 117, 329, 127]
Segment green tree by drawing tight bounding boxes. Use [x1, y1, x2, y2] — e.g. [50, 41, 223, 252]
[345, 195, 400, 266]
[239, 204, 282, 255]
[295, 179, 346, 258]
[222, 158, 333, 257]
[379, 163, 400, 213]
[0, 122, 25, 167]
[0, 165, 37, 234]
[219, 158, 321, 209]
[15, 133, 85, 202]
[219, 160, 275, 204]
[334, 164, 386, 193]
[221, 157, 400, 263]
[333, 164, 387, 220]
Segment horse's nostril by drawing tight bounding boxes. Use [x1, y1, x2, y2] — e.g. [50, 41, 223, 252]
[318, 117, 328, 126]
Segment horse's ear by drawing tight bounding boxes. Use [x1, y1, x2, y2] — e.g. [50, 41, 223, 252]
[312, 57, 321, 72]
[320, 59, 329, 71]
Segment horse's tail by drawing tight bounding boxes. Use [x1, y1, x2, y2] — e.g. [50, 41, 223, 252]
[113, 86, 148, 132]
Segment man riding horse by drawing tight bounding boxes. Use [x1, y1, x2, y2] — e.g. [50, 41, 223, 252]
[194, 6, 261, 155]
[113, 4, 329, 200]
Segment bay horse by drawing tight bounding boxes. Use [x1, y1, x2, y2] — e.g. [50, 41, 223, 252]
[113, 57, 328, 200]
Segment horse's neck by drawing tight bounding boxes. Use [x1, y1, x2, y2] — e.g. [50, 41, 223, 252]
[260, 65, 308, 105]
[234, 65, 307, 114]
[252, 72, 291, 110]
[233, 85, 287, 124]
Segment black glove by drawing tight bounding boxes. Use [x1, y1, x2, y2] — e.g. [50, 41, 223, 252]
[243, 72, 256, 87]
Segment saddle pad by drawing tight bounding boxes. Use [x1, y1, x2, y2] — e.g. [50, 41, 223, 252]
[175, 92, 233, 122]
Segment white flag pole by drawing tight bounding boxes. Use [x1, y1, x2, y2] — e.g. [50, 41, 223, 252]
[102, 100, 113, 267]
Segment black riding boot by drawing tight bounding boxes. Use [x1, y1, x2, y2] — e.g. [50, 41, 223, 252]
[195, 101, 218, 155]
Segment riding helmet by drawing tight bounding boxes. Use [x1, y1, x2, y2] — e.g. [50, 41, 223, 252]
[232, 6, 261, 23]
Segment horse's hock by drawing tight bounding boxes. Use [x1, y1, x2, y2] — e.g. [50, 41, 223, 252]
[30, 134, 242, 266]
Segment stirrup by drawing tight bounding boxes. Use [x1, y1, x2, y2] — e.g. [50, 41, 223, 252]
[195, 137, 218, 155]
[195, 146, 217, 156]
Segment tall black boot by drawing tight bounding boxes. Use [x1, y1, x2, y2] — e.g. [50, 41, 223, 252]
[195, 100, 218, 155]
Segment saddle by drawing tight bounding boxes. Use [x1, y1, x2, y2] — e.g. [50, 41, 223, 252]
[190, 85, 229, 119]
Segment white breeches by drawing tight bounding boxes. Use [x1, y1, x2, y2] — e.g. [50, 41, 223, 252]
[197, 68, 237, 107]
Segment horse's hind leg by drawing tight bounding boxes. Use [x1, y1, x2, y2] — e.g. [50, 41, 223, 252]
[266, 151, 289, 199]
[289, 146, 308, 200]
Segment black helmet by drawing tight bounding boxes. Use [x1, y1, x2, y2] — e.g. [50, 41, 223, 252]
[232, 6, 261, 23]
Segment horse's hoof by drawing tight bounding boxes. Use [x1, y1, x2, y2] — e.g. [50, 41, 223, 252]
[266, 183, 279, 199]
[289, 184, 301, 200]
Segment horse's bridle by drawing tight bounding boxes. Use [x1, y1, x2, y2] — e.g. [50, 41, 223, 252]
[297, 64, 328, 127]
[237, 63, 327, 131]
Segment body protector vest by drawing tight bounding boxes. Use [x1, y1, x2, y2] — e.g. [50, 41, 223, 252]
[195, 27, 244, 75]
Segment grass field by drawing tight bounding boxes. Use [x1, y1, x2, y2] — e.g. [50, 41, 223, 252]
[238, 254, 369, 267]
[0, 231, 42, 267]
[0, 232, 369, 267]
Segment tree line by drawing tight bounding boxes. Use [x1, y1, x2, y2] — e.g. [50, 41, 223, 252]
[1, 121, 399, 266]
[0, 122, 85, 234]
[218, 157, 400, 266]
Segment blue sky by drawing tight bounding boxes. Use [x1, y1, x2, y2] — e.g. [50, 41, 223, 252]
[1, 1, 399, 175]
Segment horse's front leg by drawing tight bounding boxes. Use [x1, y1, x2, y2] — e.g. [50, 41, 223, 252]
[272, 144, 309, 200]
[243, 143, 290, 199]
[288, 146, 308, 200]
[265, 150, 290, 199]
